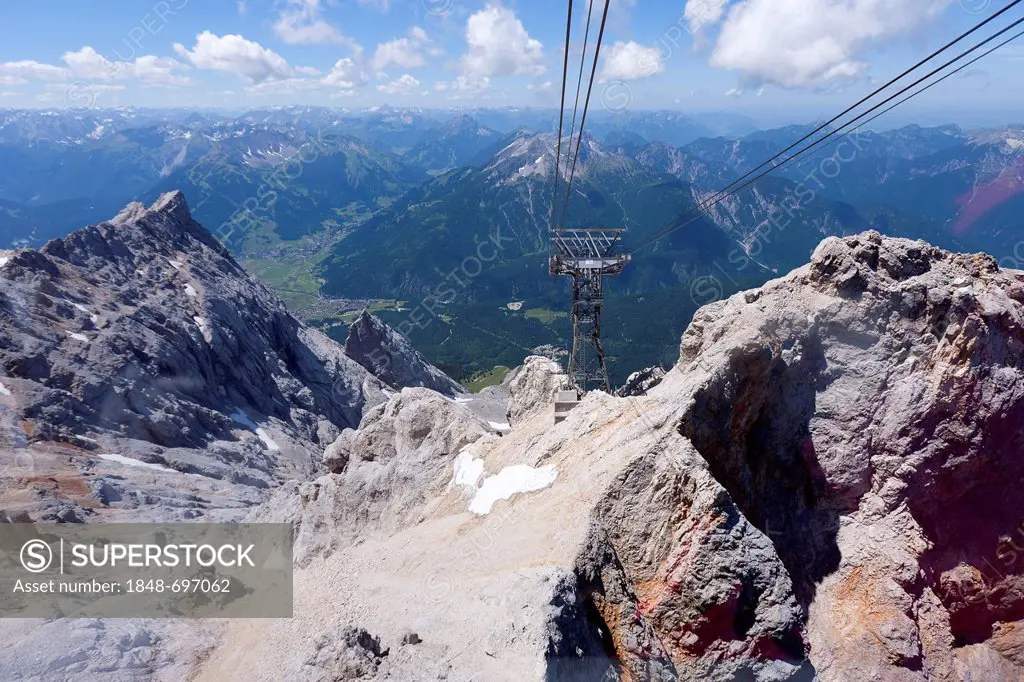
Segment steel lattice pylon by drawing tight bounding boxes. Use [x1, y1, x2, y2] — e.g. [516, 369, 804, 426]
[549, 228, 630, 393]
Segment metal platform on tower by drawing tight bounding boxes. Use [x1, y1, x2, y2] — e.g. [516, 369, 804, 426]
[550, 228, 630, 394]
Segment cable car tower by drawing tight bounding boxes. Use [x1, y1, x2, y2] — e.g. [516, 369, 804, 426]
[547, 0, 620, 398]
[550, 229, 630, 393]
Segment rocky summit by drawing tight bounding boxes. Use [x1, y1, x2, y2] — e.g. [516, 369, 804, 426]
[0, 192, 460, 523]
[2, 224, 1023, 681]
[345, 310, 466, 398]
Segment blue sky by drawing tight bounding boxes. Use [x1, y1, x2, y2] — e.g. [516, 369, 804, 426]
[0, 0, 1021, 125]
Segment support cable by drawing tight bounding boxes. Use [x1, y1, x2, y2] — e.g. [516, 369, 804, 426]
[646, 0, 1024, 244]
[549, 0, 575, 249]
[631, 10, 1024, 254]
[558, 0, 612, 232]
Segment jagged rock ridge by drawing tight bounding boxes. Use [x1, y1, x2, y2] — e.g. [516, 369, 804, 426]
[345, 310, 465, 398]
[0, 192, 459, 523]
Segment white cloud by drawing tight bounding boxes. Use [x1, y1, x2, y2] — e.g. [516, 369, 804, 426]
[273, 0, 346, 45]
[527, 81, 553, 93]
[1, 48, 190, 88]
[999, 45, 1024, 61]
[599, 41, 664, 82]
[44, 83, 126, 93]
[434, 75, 491, 93]
[323, 57, 368, 88]
[701, 0, 953, 88]
[371, 26, 430, 72]
[132, 55, 191, 86]
[724, 87, 743, 97]
[377, 74, 420, 95]
[174, 32, 294, 83]
[459, 5, 544, 77]
[243, 55, 369, 95]
[62, 47, 120, 80]
[684, 0, 727, 33]
[0, 91, 18, 97]
[0, 60, 67, 82]
[246, 77, 325, 94]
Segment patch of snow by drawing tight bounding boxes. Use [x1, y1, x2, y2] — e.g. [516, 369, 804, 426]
[453, 396, 474, 404]
[69, 301, 99, 324]
[230, 408, 281, 452]
[256, 428, 280, 452]
[452, 451, 485, 488]
[193, 316, 212, 343]
[1007, 138, 1023, 150]
[168, 259, 183, 270]
[0, 256, 9, 268]
[231, 408, 258, 430]
[99, 454, 176, 473]
[66, 331, 90, 343]
[184, 284, 198, 298]
[0, 380, 10, 396]
[469, 464, 558, 515]
[488, 421, 512, 432]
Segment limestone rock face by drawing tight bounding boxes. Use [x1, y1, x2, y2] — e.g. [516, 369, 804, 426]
[255, 387, 493, 563]
[0, 192, 389, 521]
[505, 355, 567, 425]
[302, 627, 390, 681]
[674, 231, 1024, 680]
[615, 365, 667, 397]
[344, 310, 465, 397]
[5, 231, 1023, 682]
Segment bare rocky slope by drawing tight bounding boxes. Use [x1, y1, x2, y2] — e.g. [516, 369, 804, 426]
[191, 231, 1024, 681]
[0, 192, 457, 523]
[2, 229, 1023, 680]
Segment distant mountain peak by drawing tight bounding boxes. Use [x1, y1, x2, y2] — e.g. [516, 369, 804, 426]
[111, 189, 189, 227]
[0, 191, 452, 523]
[345, 310, 465, 398]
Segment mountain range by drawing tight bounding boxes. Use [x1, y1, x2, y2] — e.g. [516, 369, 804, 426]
[1, 107, 1021, 384]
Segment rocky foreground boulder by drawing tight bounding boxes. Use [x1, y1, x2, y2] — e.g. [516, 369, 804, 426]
[505, 354, 567, 425]
[181, 231, 1024, 680]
